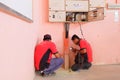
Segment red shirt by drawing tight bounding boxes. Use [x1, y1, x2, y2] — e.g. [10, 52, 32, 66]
[34, 41, 58, 70]
[79, 39, 93, 63]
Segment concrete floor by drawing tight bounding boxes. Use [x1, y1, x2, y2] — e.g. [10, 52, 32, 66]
[34, 65, 120, 80]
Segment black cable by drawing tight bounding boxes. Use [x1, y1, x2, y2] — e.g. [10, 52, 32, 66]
[64, 23, 70, 38]
[78, 21, 85, 40]
[67, 12, 85, 39]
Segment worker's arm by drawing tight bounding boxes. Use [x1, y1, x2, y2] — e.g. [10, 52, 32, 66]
[70, 47, 79, 53]
[50, 42, 62, 58]
[54, 52, 62, 58]
[70, 47, 87, 54]
[79, 40, 87, 54]
[80, 48, 87, 54]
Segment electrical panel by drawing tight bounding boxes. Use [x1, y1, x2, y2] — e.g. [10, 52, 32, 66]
[49, 0, 105, 22]
[66, 8, 104, 22]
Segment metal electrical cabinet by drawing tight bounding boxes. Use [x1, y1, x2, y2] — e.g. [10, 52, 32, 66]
[49, 0, 105, 22]
[49, 0, 65, 22]
[49, 0, 65, 11]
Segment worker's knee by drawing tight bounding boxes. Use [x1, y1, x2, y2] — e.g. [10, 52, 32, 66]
[57, 58, 64, 65]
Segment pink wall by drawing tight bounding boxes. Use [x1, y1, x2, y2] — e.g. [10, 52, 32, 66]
[0, 0, 120, 80]
[0, 0, 40, 80]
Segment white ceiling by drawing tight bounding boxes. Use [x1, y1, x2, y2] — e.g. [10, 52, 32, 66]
[0, 0, 33, 22]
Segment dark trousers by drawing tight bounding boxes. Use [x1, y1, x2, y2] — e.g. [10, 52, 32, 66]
[71, 53, 92, 71]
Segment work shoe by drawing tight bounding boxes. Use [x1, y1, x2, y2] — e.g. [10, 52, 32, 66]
[37, 71, 45, 77]
[42, 72, 56, 77]
[49, 72, 56, 76]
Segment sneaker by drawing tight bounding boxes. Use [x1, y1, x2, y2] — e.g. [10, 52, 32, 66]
[39, 71, 45, 77]
[44, 72, 56, 76]
[49, 72, 56, 76]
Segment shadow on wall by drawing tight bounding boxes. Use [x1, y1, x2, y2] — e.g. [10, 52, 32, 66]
[41, 0, 49, 24]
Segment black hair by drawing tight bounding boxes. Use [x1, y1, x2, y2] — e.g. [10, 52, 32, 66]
[71, 34, 80, 40]
[43, 34, 52, 41]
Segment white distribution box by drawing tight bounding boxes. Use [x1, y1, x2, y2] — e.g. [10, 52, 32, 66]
[49, 0, 65, 11]
[66, 0, 89, 12]
[49, 11, 66, 22]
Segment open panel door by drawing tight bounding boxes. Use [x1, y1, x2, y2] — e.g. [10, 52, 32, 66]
[88, 8, 104, 22]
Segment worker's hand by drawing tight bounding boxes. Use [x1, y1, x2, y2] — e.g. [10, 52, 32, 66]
[70, 47, 77, 53]
[80, 49, 87, 54]
[54, 53, 61, 58]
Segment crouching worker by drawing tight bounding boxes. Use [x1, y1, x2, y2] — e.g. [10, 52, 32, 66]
[71, 34, 93, 71]
[34, 34, 64, 76]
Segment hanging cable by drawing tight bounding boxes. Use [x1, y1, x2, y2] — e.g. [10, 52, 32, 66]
[78, 21, 85, 40]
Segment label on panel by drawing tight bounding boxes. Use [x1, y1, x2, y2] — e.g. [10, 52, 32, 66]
[90, 0, 105, 7]
[66, 0, 89, 12]
[49, 0, 65, 11]
[49, 11, 66, 22]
